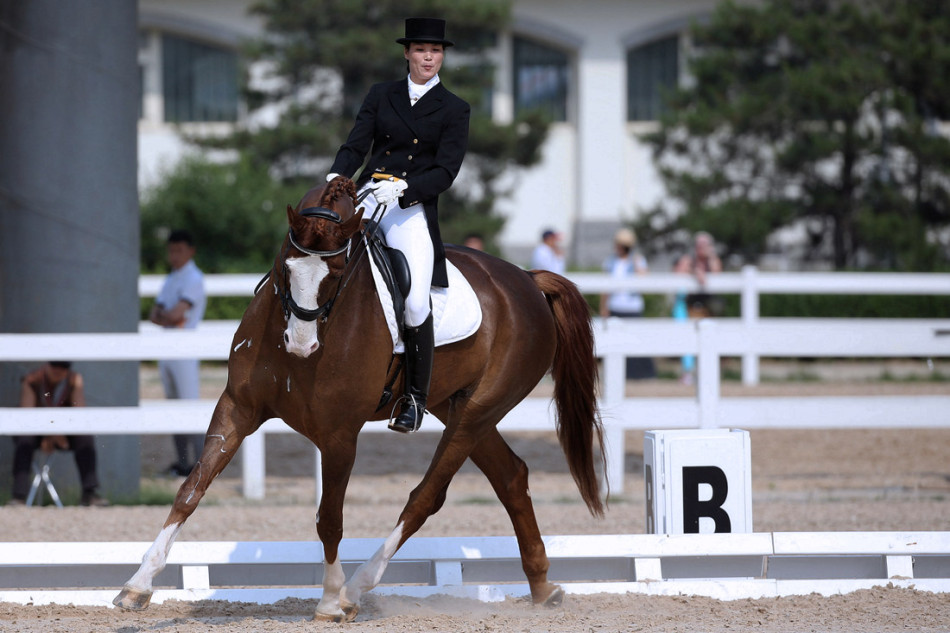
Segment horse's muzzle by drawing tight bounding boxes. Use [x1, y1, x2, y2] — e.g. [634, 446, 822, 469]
[283, 328, 320, 358]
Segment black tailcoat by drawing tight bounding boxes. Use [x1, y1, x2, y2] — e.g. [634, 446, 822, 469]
[330, 79, 470, 287]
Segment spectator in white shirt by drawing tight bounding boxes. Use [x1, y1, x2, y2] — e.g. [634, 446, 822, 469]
[150, 229, 206, 476]
[600, 228, 655, 379]
[530, 228, 565, 274]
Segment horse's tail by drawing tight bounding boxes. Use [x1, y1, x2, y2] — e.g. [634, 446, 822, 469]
[531, 270, 607, 517]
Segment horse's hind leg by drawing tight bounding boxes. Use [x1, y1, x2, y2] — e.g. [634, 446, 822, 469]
[113, 391, 256, 610]
[337, 422, 477, 617]
[469, 428, 563, 606]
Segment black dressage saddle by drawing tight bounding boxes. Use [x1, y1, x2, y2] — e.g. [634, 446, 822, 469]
[364, 221, 411, 329]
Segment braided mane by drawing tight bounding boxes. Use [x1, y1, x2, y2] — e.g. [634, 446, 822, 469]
[320, 177, 357, 209]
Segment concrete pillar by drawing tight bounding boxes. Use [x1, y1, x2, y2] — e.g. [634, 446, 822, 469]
[0, 1, 141, 502]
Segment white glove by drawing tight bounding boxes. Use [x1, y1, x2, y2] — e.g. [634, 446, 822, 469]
[326, 173, 341, 182]
[372, 178, 408, 206]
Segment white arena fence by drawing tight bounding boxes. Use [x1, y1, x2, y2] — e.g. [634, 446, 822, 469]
[3, 273, 949, 607]
[1, 317, 948, 501]
[0, 532, 948, 606]
[1, 270, 949, 500]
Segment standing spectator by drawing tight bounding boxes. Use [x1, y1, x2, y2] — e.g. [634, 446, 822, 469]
[462, 232, 485, 251]
[682, 231, 723, 318]
[150, 229, 206, 476]
[600, 228, 655, 379]
[672, 253, 697, 384]
[531, 228, 565, 273]
[9, 361, 108, 507]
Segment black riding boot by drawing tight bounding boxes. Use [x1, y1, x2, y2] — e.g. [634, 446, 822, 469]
[389, 313, 434, 433]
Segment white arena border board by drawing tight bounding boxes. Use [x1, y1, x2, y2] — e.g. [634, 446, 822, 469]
[1, 532, 948, 606]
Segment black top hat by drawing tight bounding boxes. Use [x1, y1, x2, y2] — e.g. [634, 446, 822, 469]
[396, 17, 454, 47]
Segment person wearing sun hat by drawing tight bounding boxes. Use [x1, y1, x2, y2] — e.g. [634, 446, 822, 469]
[600, 227, 656, 379]
[326, 17, 470, 433]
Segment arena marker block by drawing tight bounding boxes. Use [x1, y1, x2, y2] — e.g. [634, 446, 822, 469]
[644, 429, 752, 534]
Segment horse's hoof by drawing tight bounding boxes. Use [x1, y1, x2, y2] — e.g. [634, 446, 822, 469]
[313, 611, 346, 623]
[341, 602, 360, 622]
[113, 586, 152, 611]
[313, 605, 358, 624]
[541, 586, 565, 608]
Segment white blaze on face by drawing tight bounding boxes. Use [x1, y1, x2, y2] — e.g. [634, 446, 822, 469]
[283, 254, 330, 358]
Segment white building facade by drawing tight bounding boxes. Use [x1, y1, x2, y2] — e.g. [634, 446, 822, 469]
[138, 0, 723, 267]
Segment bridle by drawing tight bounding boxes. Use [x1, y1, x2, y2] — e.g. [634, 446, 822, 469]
[275, 205, 352, 324]
[264, 189, 381, 327]
[287, 206, 349, 258]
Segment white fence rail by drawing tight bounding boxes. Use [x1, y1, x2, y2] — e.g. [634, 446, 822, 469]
[0, 532, 947, 606]
[142, 268, 950, 386]
[2, 317, 949, 500]
[140, 268, 950, 299]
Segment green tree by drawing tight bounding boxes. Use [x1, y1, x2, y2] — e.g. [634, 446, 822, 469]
[141, 154, 300, 274]
[198, 0, 549, 246]
[639, 0, 950, 270]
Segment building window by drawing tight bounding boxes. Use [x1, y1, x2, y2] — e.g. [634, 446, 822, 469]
[162, 34, 238, 122]
[513, 36, 569, 122]
[627, 35, 679, 121]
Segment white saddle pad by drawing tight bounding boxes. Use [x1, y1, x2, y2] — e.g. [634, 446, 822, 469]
[368, 256, 482, 353]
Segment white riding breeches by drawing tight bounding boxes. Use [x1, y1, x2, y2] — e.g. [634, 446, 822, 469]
[361, 188, 434, 328]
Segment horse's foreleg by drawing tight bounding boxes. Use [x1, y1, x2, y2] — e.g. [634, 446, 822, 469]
[113, 392, 254, 610]
[312, 434, 358, 623]
[469, 428, 563, 607]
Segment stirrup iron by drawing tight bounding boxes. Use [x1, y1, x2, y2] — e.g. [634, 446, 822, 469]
[388, 393, 424, 433]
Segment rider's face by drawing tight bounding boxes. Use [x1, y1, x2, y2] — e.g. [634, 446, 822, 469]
[404, 43, 444, 85]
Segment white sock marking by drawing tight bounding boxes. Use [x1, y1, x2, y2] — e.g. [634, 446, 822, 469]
[125, 523, 182, 593]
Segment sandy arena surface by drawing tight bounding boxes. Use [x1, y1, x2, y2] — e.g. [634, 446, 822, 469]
[1, 364, 948, 631]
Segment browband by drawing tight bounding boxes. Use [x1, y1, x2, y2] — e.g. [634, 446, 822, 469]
[299, 206, 341, 223]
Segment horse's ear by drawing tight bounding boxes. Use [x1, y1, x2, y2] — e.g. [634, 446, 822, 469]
[286, 203, 310, 235]
[342, 207, 364, 237]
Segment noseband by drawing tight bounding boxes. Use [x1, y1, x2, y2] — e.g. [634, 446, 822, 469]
[278, 205, 351, 323]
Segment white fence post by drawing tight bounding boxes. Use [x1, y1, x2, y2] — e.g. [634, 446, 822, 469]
[697, 319, 721, 429]
[242, 433, 266, 499]
[741, 265, 760, 386]
[601, 335, 626, 496]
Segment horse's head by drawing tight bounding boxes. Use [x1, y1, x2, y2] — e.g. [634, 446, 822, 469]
[279, 177, 363, 358]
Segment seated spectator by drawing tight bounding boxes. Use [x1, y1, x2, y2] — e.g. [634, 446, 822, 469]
[8, 361, 108, 507]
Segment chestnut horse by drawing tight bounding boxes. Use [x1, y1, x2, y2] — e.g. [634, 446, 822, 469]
[114, 177, 605, 622]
